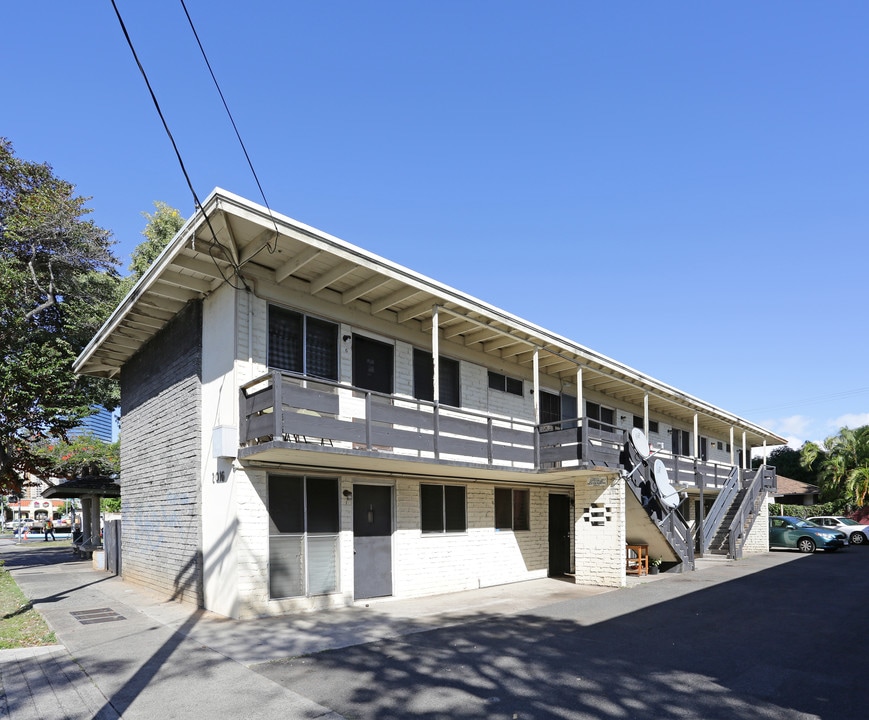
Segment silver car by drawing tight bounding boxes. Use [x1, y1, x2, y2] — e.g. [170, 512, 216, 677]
[807, 516, 868, 546]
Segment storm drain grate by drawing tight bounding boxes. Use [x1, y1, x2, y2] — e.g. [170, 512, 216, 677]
[70, 608, 126, 625]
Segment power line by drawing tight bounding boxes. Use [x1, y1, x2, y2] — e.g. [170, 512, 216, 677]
[109, 0, 248, 291]
[179, 0, 279, 257]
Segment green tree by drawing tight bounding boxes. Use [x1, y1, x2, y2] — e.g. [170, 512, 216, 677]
[0, 139, 120, 493]
[36, 434, 119, 479]
[801, 425, 869, 508]
[128, 201, 184, 280]
[754, 445, 819, 483]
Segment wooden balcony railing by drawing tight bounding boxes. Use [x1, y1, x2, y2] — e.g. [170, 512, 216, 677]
[240, 372, 624, 471]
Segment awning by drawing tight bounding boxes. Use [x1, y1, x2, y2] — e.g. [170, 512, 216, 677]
[41, 476, 121, 499]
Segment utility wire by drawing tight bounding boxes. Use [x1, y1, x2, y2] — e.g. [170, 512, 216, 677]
[109, 0, 248, 290]
[179, 0, 280, 256]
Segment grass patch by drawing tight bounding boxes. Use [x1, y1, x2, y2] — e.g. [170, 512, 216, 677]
[0, 560, 57, 649]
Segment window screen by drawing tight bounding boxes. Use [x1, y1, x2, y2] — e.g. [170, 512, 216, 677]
[268, 307, 303, 373]
[305, 317, 338, 380]
[268, 475, 339, 599]
[268, 306, 338, 380]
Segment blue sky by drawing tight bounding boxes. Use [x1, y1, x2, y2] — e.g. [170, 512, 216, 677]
[4, 2, 868, 450]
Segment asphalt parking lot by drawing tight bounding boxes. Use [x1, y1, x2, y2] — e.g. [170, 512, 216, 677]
[253, 549, 866, 720]
[2, 538, 865, 719]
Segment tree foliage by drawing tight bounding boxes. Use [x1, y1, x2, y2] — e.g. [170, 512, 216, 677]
[801, 425, 869, 508]
[0, 139, 121, 493]
[128, 201, 184, 280]
[36, 434, 119, 479]
[754, 445, 819, 484]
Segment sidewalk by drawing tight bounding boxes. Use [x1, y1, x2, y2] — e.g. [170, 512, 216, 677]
[0, 537, 771, 719]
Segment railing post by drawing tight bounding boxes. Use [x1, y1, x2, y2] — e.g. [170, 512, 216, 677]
[433, 404, 440, 460]
[365, 391, 372, 450]
[533, 421, 539, 469]
[239, 386, 248, 445]
[272, 371, 283, 440]
[486, 417, 493, 464]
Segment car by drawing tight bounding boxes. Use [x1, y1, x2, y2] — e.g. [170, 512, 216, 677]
[807, 516, 869, 546]
[769, 515, 847, 553]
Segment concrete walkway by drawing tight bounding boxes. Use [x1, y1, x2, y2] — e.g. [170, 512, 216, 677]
[0, 537, 786, 719]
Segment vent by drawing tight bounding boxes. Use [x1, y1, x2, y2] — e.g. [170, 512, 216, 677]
[70, 608, 126, 625]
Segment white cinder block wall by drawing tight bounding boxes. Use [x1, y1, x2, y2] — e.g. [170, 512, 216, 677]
[200, 286, 756, 617]
[573, 474, 626, 588]
[742, 495, 771, 554]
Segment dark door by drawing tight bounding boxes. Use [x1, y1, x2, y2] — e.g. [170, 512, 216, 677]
[548, 494, 571, 577]
[352, 335, 394, 394]
[353, 484, 393, 599]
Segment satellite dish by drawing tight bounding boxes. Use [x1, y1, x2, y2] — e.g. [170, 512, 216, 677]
[629, 428, 651, 459]
[653, 459, 680, 510]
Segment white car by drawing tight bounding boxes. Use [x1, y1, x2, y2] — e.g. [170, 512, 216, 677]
[807, 516, 868, 546]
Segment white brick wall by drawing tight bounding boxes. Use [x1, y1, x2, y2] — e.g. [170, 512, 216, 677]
[202, 286, 764, 615]
[573, 474, 626, 588]
[393, 480, 550, 597]
[742, 494, 771, 555]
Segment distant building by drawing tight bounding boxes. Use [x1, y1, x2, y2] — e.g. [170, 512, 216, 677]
[68, 407, 115, 443]
[772, 476, 820, 506]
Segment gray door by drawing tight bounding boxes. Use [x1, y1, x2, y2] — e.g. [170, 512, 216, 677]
[353, 485, 393, 599]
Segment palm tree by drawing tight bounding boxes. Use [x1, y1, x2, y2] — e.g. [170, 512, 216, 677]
[802, 426, 869, 508]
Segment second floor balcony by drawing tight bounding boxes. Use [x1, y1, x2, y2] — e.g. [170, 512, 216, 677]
[238, 371, 756, 488]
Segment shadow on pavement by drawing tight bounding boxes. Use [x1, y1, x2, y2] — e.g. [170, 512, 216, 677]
[253, 550, 862, 720]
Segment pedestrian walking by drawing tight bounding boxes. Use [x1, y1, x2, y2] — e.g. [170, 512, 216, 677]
[44, 518, 55, 541]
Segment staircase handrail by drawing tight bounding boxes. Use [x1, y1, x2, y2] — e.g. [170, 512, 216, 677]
[728, 464, 776, 560]
[662, 507, 695, 570]
[700, 465, 741, 554]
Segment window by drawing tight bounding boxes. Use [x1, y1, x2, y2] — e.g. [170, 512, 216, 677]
[420, 484, 467, 533]
[268, 475, 339, 599]
[716, 441, 724, 451]
[413, 349, 460, 407]
[268, 306, 338, 380]
[495, 488, 530, 531]
[632, 416, 658, 434]
[539, 391, 578, 428]
[540, 390, 562, 425]
[586, 401, 615, 431]
[488, 371, 523, 396]
[671, 429, 691, 457]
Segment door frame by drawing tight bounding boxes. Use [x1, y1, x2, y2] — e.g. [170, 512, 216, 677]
[548, 493, 572, 577]
[352, 482, 394, 600]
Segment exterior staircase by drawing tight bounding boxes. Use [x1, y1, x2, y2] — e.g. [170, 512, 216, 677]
[620, 429, 778, 566]
[701, 465, 777, 559]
